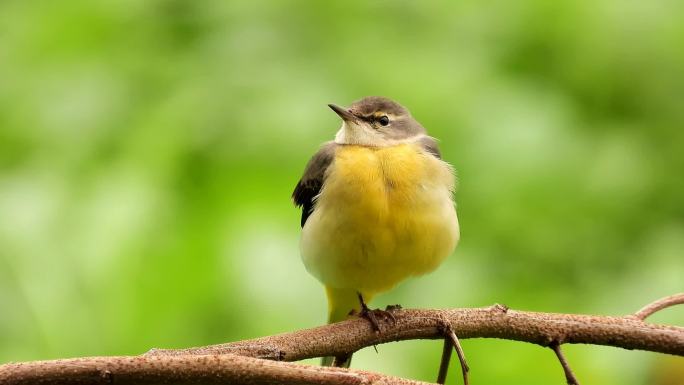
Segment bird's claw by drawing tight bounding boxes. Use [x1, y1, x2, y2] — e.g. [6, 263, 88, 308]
[351, 304, 401, 332]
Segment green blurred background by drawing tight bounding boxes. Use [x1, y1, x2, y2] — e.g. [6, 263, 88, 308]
[1, 0, 683, 383]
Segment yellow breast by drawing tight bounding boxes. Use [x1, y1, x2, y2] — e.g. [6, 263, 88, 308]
[300, 143, 459, 296]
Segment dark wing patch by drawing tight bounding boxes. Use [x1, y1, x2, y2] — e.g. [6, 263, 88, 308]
[292, 141, 337, 227]
[417, 136, 442, 159]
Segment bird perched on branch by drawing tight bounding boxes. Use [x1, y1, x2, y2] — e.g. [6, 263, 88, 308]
[292, 96, 459, 367]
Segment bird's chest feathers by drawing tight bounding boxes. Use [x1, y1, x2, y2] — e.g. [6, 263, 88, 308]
[318, 144, 453, 218]
[302, 143, 458, 293]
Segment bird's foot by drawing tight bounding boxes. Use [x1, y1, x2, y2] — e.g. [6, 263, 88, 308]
[350, 301, 402, 332]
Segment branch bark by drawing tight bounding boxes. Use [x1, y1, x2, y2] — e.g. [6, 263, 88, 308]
[0, 354, 431, 385]
[1, 294, 682, 385]
[633, 293, 684, 321]
[550, 342, 580, 385]
[147, 303, 684, 360]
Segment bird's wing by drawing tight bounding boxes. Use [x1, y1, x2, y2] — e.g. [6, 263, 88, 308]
[417, 135, 442, 159]
[292, 141, 338, 227]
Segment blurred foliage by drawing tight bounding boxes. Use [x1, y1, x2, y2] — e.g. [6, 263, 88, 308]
[1, 0, 683, 384]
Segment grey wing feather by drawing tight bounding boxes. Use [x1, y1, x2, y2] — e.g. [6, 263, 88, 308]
[292, 141, 337, 227]
[417, 136, 442, 159]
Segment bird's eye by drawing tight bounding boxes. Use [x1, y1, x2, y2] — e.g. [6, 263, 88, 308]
[378, 115, 390, 126]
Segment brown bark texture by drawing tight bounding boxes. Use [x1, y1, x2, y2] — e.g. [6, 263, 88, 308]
[1, 295, 682, 385]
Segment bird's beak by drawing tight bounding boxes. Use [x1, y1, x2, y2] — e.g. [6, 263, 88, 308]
[328, 104, 357, 122]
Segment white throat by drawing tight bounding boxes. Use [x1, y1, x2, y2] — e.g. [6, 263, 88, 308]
[333, 121, 425, 147]
[334, 121, 388, 146]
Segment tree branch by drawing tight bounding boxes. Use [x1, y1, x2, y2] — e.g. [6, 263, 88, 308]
[436, 337, 452, 384]
[147, 302, 684, 360]
[1, 294, 682, 385]
[550, 342, 579, 385]
[633, 293, 684, 321]
[446, 328, 469, 385]
[0, 354, 431, 385]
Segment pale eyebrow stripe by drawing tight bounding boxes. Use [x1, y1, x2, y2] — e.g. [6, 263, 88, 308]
[371, 112, 397, 119]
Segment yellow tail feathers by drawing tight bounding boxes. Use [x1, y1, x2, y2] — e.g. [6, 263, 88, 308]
[321, 286, 373, 367]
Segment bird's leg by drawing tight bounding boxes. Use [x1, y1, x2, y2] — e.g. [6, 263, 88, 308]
[356, 292, 381, 331]
[332, 353, 352, 368]
[354, 293, 402, 332]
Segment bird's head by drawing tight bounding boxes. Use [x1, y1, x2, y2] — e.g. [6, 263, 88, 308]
[329, 96, 426, 147]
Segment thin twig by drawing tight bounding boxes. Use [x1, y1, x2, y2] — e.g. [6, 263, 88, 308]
[436, 336, 453, 384]
[550, 342, 580, 385]
[447, 328, 470, 385]
[633, 293, 684, 321]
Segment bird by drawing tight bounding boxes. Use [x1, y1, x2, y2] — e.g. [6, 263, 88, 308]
[292, 96, 459, 367]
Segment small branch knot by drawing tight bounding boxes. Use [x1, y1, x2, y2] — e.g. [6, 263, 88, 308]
[543, 335, 556, 346]
[490, 303, 509, 314]
[99, 369, 113, 383]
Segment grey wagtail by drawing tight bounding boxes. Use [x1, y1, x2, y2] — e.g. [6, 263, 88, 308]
[292, 96, 460, 367]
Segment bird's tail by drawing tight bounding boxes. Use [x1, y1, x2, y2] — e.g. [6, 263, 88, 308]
[321, 286, 370, 368]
